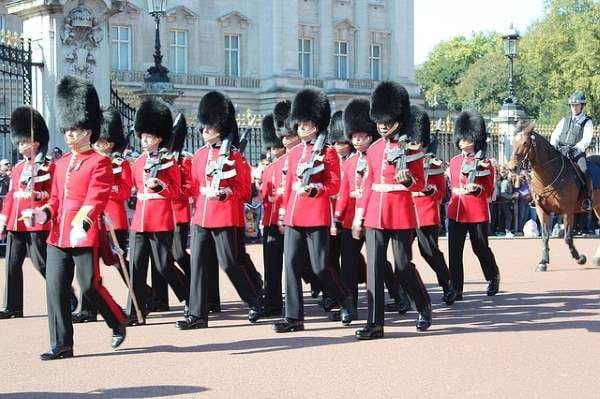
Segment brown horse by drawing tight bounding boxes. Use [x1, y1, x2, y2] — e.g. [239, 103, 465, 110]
[509, 124, 600, 271]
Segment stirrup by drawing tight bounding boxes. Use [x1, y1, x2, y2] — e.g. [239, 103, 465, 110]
[581, 198, 593, 211]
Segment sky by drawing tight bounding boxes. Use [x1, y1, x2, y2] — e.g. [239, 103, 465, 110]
[414, 0, 547, 65]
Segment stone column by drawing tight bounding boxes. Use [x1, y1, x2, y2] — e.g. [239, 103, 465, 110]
[388, 0, 414, 82]
[318, 0, 334, 79]
[354, 0, 370, 79]
[493, 102, 528, 164]
[274, 0, 299, 77]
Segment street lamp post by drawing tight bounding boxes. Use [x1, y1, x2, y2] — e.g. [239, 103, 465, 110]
[145, 0, 170, 83]
[502, 23, 521, 104]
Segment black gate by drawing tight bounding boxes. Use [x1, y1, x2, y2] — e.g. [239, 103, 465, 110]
[0, 32, 32, 163]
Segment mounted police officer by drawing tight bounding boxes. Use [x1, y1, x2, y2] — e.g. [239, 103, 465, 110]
[550, 91, 595, 211]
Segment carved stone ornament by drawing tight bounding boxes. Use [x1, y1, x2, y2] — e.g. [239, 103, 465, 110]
[60, 4, 103, 78]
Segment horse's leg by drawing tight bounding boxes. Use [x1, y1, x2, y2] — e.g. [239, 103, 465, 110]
[593, 205, 600, 267]
[563, 212, 587, 265]
[536, 206, 550, 272]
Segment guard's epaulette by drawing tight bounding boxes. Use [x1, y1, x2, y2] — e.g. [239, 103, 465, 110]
[181, 151, 193, 158]
[428, 157, 443, 167]
[406, 142, 422, 151]
[112, 156, 124, 166]
[480, 160, 491, 169]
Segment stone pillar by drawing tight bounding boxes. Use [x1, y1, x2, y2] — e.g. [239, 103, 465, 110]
[354, 0, 370, 79]
[6, 0, 116, 148]
[318, 0, 334, 80]
[388, 0, 414, 83]
[271, 0, 300, 77]
[492, 102, 528, 164]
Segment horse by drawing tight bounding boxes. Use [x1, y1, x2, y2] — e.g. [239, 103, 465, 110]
[509, 123, 600, 271]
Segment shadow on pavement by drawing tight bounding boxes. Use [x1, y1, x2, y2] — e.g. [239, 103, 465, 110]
[0, 385, 207, 399]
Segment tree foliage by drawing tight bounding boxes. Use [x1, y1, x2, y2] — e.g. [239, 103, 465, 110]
[415, 0, 599, 124]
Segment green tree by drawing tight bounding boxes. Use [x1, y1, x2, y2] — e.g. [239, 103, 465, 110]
[415, 32, 502, 111]
[455, 53, 507, 114]
[516, 0, 599, 123]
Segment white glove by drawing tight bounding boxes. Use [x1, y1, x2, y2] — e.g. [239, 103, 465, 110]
[69, 224, 87, 247]
[21, 208, 48, 227]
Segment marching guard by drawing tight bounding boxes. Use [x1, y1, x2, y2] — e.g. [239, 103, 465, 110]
[176, 91, 263, 330]
[354, 81, 432, 340]
[447, 111, 500, 299]
[36, 76, 127, 359]
[273, 88, 355, 333]
[127, 98, 189, 325]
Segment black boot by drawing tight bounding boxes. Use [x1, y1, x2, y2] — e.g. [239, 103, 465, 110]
[0, 309, 23, 319]
[582, 173, 593, 211]
[273, 318, 304, 333]
[416, 309, 432, 331]
[40, 346, 73, 361]
[111, 324, 127, 349]
[487, 275, 501, 296]
[175, 315, 208, 330]
[355, 324, 384, 340]
[339, 297, 357, 326]
[72, 311, 98, 323]
[442, 281, 457, 305]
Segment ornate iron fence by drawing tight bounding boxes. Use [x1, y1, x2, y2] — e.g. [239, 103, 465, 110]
[0, 30, 32, 163]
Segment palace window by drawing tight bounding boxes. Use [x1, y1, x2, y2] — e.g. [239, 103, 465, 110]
[224, 34, 240, 76]
[335, 41, 348, 79]
[111, 26, 131, 71]
[298, 38, 313, 78]
[169, 30, 188, 74]
[370, 44, 382, 81]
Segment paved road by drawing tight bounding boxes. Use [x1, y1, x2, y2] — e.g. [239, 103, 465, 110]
[0, 238, 599, 398]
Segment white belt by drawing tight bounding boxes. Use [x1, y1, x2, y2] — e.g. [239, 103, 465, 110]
[275, 187, 285, 196]
[372, 183, 408, 192]
[137, 192, 164, 200]
[349, 189, 362, 198]
[13, 191, 32, 199]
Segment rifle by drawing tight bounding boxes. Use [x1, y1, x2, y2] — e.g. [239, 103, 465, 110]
[386, 134, 411, 175]
[463, 149, 486, 185]
[238, 127, 252, 155]
[206, 135, 234, 195]
[297, 132, 326, 187]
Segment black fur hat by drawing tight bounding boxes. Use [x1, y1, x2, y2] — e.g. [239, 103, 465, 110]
[328, 110, 347, 144]
[198, 91, 237, 140]
[291, 88, 331, 132]
[171, 113, 188, 154]
[343, 98, 379, 142]
[9, 106, 50, 146]
[273, 100, 294, 138]
[408, 105, 430, 149]
[134, 97, 173, 145]
[100, 106, 127, 153]
[56, 75, 102, 143]
[370, 81, 411, 129]
[454, 110, 487, 152]
[262, 113, 283, 149]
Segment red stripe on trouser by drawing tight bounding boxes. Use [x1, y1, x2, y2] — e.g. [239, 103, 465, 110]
[91, 247, 126, 324]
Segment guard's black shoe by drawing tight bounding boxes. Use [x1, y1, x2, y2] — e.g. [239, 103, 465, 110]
[71, 311, 98, 323]
[355, 324, 384, 340]
[328, 310, 341, 322]
[273, 319, 304, 333]
[442, 283, 457, 305]
[0, 309, 23, 319]
[416, 310, 432, 331]
[340, 297, 357, 326]
[487, 275, 500, 296]
[69, 292, 78, 313]
[111, 324, 126, 349]
[207, 303, 221, 313]
[319, 297, 338, 312]
[248, 306, 263, 323]
[40, 346, 73, 361]
[175, 315, 208, 330]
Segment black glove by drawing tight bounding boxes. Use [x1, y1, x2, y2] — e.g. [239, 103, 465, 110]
[559, 146, 571, 157]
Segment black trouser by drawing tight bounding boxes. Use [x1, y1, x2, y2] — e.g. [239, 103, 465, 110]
[188, 226, 259, 320]
[236, 227, 263, 291]
[3, 231, 47, 312]
[365, 228, 431, 326]
[340, 229, 361, 310]
[46, 245, 125, 347]
[283, 226, 349, 321]
[127, 231, 189, 316]
[81, 229, 129, 314]
[414, 225, 451, 288]
[447, 219, 500, 294]
[263, 225, 284, 311]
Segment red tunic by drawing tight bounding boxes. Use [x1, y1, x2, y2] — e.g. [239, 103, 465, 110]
[130, 153, 181, 232]
[413, 158, 446, 228]
[190, 144, 250, 228]
[172, 156, 192, 224]
[0, 158, 53, 232]
[261, 155, 286, 227]
[103, 157, 132, 231]
[335, 152, 368, 229]
[279, 140, 340, 227]
[357, 138, 425, 230]
[446, 153, 495, 223]
[45, 150, 112, 248]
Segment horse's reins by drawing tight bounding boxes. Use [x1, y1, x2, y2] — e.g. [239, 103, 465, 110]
[519, 132, 565, 203]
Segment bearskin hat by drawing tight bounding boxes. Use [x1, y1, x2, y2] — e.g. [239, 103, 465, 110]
[273, 100, 294, 138]
[9, 106, 50, 147]
[328, 110, 347, 144]
[171, 113, 188, 154]
[370, 81, 411, 129]
[291, 88, 331, 132]
[262, 113, 283, 149]
[454, 110, 487, 152]
[343, 98, 379, 142]
[408, 105, 430, 149]
[198, 91, 237, 141]
[56, 75, 102, 143]
[134, 97, 173, 144]
[100, 107, 128, 153]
